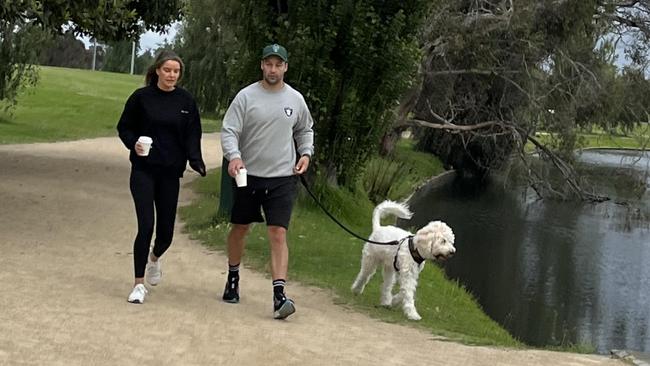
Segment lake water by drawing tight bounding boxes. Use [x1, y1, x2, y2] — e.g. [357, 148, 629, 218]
[406, 149, 650, 353]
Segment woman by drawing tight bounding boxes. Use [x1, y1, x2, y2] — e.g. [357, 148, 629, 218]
[117, 50, 206, 304]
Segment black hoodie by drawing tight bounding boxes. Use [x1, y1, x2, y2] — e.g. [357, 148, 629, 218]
[117, 84, 204, 177]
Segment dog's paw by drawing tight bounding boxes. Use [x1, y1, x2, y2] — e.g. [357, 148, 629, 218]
[391, 296, 402, 307]
[350, 284, 363, 294]
[405, 311, 422, 321]
[404, 307, 422, 320]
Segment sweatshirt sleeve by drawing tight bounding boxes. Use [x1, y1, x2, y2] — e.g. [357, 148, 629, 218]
[294, 96, 314, 157]
[116, 92, 140, 150]
[220, 93, 245, 161]
[185, 99, 204, 164]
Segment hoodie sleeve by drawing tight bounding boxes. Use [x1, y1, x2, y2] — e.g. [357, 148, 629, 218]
[185, 98, 204, 164]
[116, 91, 140, 150]
[293, 96, 314, 157]
[220, 92, 245, 161]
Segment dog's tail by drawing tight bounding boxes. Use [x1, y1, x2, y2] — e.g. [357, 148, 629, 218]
[372, 200, 413, 232]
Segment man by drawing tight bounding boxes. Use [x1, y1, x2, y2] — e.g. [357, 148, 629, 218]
[220, 43, 314, 319]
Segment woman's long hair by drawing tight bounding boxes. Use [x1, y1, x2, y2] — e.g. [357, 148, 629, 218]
[145, 50, 184, 87]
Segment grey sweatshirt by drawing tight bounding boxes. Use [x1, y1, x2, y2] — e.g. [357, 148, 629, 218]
[221, 82, 314, 178]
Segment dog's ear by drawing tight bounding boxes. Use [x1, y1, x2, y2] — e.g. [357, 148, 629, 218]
[414, 226, 436, 256]
[436, 221, 455, 244]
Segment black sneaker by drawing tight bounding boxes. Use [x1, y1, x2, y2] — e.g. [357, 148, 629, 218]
[222, 276, 239, 303]
[273, 294, 296, 319]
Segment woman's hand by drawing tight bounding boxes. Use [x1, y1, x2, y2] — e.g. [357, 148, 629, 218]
[134, 141, 146, 156]
[190, 160, 206, 177]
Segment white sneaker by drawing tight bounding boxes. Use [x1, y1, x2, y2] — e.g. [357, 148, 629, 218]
[127, 284, 148, 304]
[145, 258, 162, 286]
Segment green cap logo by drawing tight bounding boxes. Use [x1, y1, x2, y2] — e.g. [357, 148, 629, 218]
[262, 43, 288, 62]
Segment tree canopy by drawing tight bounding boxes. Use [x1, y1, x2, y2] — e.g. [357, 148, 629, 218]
[176, 0, 649, 198]
[4, 0, 648, 201]
[397, 0, 650, 200]
[38, 30, 101, 70]
[179, 0, 430, 185]
[1, 0, 183, 41]
[1, 0, 183, 108]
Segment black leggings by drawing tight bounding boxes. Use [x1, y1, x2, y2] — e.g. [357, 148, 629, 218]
[129, 168, 180, 278]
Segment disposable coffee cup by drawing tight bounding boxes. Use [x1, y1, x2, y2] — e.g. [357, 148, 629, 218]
[137, 136, 153, 156]
[235, 168, 247, 187]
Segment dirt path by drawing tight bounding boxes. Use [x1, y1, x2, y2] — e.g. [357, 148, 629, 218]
[0, 135, 622, 365]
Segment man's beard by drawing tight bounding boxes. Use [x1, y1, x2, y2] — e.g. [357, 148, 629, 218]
[264, 75, 280, 85]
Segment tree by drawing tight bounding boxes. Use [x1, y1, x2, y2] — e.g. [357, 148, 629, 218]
[0, 0, 183, 108]
[38, 30, 95, 69]
[135, 49, 155, 75]
[0, 19, 47, 110]
[1, 1, 183, 42]
[616, 67, 650, 125]
[179, 0, 430, 185]
[176, 0, 263, 115]
[392, 0, 650, 201]
[104, 40, 137, 74]
[104, 41, 162, 75]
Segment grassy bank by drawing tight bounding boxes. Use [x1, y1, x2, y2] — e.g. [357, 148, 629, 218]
[0, 66, 220, 144]
[579, 125, 649, 149]
[531, 124, 650, 151]
[178, 144, 520, 347]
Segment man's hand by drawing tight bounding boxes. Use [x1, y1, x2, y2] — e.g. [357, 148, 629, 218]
[228, 158, 245, 177]
[294, 155, 310, 175]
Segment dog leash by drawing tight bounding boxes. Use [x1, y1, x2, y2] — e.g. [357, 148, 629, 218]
[299, 175, 411, 246]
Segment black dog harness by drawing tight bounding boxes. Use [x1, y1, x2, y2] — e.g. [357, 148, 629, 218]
[393, 236, 423, 271]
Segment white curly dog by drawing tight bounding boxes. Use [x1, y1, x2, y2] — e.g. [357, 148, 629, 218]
[351, 200, 456, 320]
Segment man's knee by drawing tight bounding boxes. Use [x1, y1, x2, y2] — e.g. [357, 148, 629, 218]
[230, 224, 250, 238]
[267, 225, 287, 245]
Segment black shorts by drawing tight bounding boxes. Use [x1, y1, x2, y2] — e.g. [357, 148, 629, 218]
[231, 175, 299, 229]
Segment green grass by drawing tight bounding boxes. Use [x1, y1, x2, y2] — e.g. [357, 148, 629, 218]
[0, 66, 220, 144]
[530, 124, 650, 152]
[179, 168, 520, 347]
[362, 139, 444, 203]
[579, 129, 650, 149]
[388, 139, 445, 199]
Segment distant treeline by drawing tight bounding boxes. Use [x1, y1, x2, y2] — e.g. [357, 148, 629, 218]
[38, 30, 160, 75]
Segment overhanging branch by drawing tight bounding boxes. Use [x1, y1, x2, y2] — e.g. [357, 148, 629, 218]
[399, 117, 611, 202]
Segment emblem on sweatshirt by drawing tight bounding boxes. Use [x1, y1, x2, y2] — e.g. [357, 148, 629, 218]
[181, 110, 189, 114]
[284, 107, 293, 117]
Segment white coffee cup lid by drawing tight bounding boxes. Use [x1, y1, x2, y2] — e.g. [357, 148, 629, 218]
[138, 136, 153, 144]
